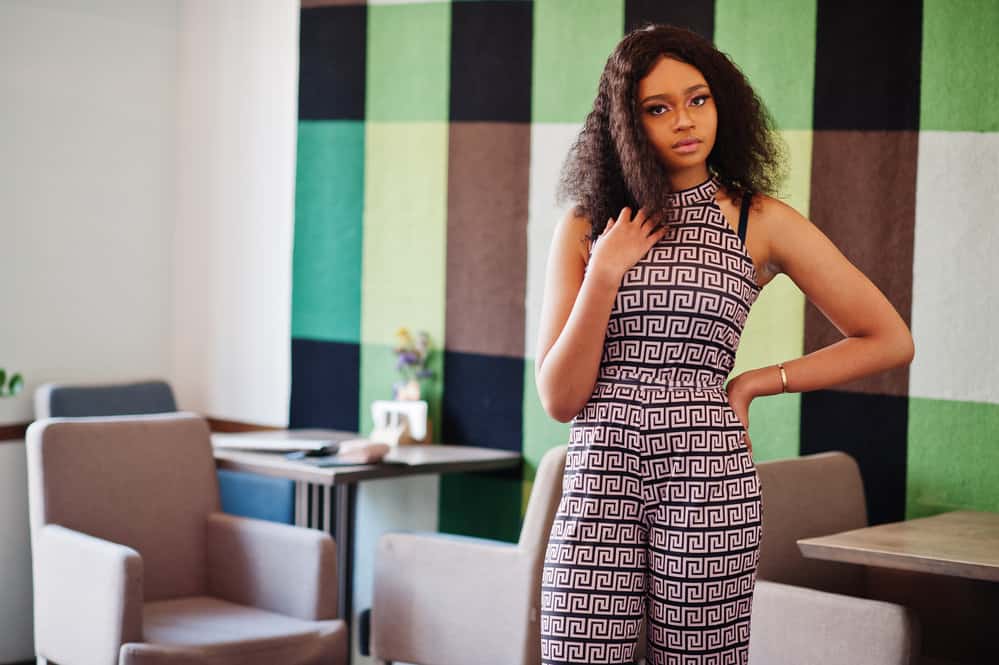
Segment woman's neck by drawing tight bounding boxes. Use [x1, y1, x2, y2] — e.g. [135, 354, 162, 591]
[668, 166, 711, 191]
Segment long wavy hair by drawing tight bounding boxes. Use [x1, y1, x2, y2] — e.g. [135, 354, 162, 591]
[557, 23, 786, 242]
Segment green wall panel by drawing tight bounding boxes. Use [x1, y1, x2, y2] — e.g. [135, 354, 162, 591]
[907, 396, 999, 519]
[521, 358, 572, 515]
[921, 0, 999, 132]
[366, 1, 452, 122]
[714, 0, 817, 131]
[532, 0, 624, 123]
[292, 121, 365, 343]
[439, 471, 523, 543]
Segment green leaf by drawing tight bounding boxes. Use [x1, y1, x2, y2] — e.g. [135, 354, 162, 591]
[9, 374, 23, 396]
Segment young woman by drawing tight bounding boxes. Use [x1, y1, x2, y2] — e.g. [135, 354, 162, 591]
[534, 24, 914, 665]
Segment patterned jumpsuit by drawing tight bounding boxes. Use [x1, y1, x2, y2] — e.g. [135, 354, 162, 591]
[540, 176, 763, 665]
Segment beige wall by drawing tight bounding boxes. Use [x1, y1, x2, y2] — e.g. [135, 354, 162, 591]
[0, 0, 300, 659]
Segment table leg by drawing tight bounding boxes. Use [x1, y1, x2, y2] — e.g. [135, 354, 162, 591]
[334, 483, 356, 657]
[294, 481, 307, 527]
[323, 484, 332, 533]
[292, 481, 356, 659]
[310, 484, 320, 525]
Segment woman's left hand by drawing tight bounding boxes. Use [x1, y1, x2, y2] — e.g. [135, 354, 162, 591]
[725, 373, 754, 456]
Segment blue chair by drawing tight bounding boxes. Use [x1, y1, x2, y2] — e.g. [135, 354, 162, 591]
[34, 379, 294, 524]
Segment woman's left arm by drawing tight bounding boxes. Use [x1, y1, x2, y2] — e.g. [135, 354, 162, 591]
[729, 195, 915, 405]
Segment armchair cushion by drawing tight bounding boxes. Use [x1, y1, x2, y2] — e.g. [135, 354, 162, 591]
[749, 579, 920, 665]
[33, 524, 143, 665]
[206, 512, 337, 621]
[120, 597, 346, 665]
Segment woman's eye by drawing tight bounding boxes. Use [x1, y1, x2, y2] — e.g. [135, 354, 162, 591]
[647, 104, 667, 116]
[690, 95, 710, 107]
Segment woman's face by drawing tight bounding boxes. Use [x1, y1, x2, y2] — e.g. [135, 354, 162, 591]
[636, 55, 717, 180]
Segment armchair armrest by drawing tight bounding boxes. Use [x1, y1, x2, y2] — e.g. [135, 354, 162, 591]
[751, 579, 921, 665]
[33, 524, 143, 665]
[206, 512, 337, 621]
[371, 531, 534, 665]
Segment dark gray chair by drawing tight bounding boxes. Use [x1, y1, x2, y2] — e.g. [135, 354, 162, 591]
[34, 380, 177, 418]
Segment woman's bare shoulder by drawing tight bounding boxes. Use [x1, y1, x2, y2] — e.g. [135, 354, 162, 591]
[749, 193, 810, 277]
[553, 206, 595, 265]
[752, 192, 806, 223]
[751, 192, 851, 280]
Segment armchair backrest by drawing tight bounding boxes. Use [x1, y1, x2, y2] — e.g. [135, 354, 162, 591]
[755, 451, 868, 596]
[516, 444, 567, 665]
[26, 412, 221, 601]
[34, 379, 177, 419]
[518, 444, 567, 554]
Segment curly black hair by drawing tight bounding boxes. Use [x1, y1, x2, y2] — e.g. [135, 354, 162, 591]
[556, 23, 787, 242]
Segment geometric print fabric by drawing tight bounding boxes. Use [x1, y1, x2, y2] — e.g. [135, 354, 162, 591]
[542, 177, 763, 663]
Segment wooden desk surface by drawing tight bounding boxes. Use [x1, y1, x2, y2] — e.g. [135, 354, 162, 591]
[212, 429, 521, 486]
[797, 509, 999, 582]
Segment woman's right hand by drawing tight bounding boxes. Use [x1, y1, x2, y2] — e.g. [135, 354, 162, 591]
[587, 206, 668, 286]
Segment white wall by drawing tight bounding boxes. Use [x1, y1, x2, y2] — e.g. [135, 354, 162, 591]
[0, 1, 300, 660]
[0, 0, 299, 428]
[172, 0, 298, 427]
[0, 2, 179, 659]
[0, 0, 179, 426]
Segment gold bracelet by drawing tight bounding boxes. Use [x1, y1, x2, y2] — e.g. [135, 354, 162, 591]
[777, 362, 788, 393]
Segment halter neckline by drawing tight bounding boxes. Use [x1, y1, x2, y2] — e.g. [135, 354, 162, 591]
[665, 175, 719, 206]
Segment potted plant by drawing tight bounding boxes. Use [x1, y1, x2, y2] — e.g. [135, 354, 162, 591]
[392, 328, 434, 401]
[0, 368, 23, 398]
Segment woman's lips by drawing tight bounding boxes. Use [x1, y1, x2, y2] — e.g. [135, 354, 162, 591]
[672, 138, 702, 154]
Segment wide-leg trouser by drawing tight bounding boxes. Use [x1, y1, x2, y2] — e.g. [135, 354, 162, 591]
[540, 381, 763, 665]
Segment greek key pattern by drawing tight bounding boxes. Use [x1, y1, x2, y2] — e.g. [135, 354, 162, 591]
[542, 177, 763, 665]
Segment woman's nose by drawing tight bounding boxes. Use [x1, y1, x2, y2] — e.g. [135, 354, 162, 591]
[673, 106, 695, 130]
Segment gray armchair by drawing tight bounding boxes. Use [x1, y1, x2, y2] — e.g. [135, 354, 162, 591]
[747, 451, 922, 665]
[370, 444, 567, 665]
[27, 412, 347, 665]
[371, 446, 919, 665]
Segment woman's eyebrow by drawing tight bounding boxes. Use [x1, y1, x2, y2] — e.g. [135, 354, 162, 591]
[640, 83, 709, 104]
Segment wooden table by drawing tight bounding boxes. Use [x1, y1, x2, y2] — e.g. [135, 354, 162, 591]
[212, 429, 522, 660]
[797, 509, 999, 582]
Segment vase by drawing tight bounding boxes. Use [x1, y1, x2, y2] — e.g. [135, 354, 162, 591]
[394, 378, 421, 401]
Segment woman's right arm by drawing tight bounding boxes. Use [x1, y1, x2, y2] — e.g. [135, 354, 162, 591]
[534, 206, 665, 422]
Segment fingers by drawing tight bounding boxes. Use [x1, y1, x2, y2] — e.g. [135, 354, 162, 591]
[635, 208, 661, 233]
[610, 206, 662, 237]
[647, 223, 668, 240]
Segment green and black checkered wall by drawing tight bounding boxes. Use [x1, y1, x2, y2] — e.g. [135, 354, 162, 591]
[291, 0, 999, 541]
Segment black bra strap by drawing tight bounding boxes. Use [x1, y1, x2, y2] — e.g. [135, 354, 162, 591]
[738, 193, 751, 243]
